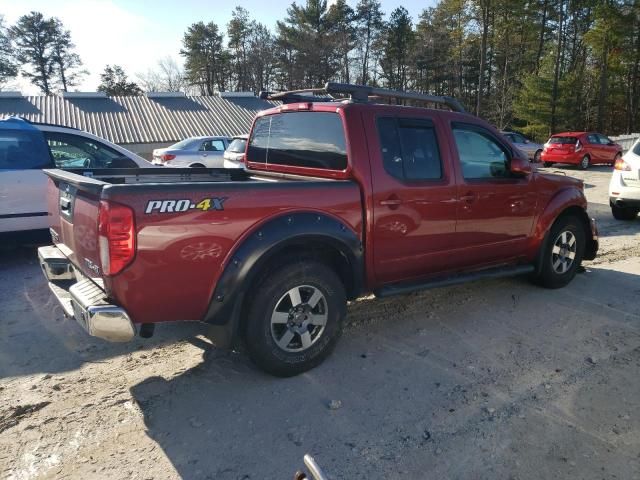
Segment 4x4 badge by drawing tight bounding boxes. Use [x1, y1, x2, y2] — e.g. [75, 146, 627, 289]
[145, 197, 227, 214]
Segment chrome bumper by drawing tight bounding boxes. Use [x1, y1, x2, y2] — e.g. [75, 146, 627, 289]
[38, 245, 136, 342]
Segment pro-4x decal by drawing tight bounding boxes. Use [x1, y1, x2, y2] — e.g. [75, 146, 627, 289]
[145, 197, 227, 214]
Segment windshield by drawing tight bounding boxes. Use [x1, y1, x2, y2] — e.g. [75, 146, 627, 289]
[169, 138, 199, 150]
[548, 136, 577, 145]
[227, 138, 247, 153]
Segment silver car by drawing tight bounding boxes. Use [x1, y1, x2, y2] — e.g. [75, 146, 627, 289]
[152, 136, 230, 168]
[501, 131, 544, 163]
[223, 135, 248, 169]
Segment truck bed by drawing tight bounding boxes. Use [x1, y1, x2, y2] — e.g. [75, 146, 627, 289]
[44, 167, 363, 326]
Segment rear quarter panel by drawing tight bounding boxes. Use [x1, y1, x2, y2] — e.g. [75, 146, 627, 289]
[102, 180, 363, 324]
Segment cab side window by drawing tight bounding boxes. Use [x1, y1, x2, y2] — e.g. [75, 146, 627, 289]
[377, 117, 442, 181]
[453, 126, 509, 179]
[45, 132, 136, 168]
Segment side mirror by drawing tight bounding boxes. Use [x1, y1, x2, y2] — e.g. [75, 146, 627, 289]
[510, 156, 532, 175]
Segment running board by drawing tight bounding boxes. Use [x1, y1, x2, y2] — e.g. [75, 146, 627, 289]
[375, 264, 535, 298]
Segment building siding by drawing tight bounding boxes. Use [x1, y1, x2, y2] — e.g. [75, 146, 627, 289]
[0, 95, 277, 145]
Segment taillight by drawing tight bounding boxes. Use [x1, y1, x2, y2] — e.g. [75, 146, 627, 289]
[575, 140, 582, 152]
[98, 200, 136, 275]
[161, 154, 176, 162]
[614, 157, 631, 171]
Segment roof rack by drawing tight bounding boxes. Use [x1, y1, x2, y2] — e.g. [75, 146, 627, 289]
[259, 82, 466, 113]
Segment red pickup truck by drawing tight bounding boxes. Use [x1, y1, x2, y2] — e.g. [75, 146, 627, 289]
[38, 83, 598, 376]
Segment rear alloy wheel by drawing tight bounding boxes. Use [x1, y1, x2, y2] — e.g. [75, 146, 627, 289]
[534, 150, 542, 163]
[579, 155, 590, 170]
[245, 260, 346, 376]
[611, 204, 639, 221]
[531, 215, 585, 289]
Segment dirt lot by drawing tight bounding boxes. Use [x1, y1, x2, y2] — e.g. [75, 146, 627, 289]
[1, 166, 639, 480]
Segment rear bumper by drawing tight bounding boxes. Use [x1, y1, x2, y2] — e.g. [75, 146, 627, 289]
[38, 245, 136, 342]
[540, 151, 581, 164]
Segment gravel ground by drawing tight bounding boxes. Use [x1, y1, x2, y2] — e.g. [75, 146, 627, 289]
[1, 166, 639, 480]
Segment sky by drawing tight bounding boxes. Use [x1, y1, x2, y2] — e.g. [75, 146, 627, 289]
[0, 0, 438, 94]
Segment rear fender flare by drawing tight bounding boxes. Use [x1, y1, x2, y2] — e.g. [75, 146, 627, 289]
[203, 212, 364, 343]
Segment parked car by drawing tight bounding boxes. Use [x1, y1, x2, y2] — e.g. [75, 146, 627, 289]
[609, 137, 640, 220]
[501, 131, 544, 162]
[541, 131, 622, 169]
[223, 134, 248, 169]
[38, 82, 598, 377]
[0, 117, 151, 234]
[152, 136, 230, 168]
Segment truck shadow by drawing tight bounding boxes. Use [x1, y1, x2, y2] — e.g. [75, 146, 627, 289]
[0, 244, 208, 379]
[129, 266, 640, 480]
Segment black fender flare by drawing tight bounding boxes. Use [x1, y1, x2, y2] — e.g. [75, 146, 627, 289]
[203, 212, 364, 346]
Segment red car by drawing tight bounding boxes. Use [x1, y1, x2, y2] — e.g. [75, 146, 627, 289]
[541, 131, 623, 169]
[38, 83, 599, 376]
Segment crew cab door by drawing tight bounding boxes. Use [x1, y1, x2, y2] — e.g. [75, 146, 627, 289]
[451, 123, 537, 266]
[369, 114, 459, 284]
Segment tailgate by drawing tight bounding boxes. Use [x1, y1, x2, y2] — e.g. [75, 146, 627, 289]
[45, 169, 107, 282]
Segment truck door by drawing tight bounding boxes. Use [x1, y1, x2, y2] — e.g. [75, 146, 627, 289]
[450, 123, 537, 266]
[369, 114, 459, 285]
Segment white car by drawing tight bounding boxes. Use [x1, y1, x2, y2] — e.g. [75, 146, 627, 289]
[609, 138, 640, 220]
[223, 135, 248, 169]
[152, 136, 230, 168]
[0, 117, 152, 233]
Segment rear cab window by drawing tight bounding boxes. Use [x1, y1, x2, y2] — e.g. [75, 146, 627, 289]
[247, 111, 347, 171]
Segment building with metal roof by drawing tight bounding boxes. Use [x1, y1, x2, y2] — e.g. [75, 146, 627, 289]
[0, 91, 276, 159]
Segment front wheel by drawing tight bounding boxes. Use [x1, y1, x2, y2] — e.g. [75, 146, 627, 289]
[611, 204, 639, 221]
[244, 260, 346, 377]
[579, 155, 590, 170]
[531, 215, 585, 289]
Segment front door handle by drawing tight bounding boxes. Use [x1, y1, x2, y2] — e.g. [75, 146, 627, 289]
[380, 196, 402, 209]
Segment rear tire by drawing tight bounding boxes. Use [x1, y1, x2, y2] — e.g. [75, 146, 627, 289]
[611, 204, 639, 221]
[543, 162, 553, 168]
[579, 155, 590, 170]
[190, 163, 206, 168]
[244, 260, 346, 377]
[534, 150, 542, 163]
[531, 215, 585, 289]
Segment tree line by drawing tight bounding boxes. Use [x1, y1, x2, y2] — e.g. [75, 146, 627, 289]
[1, 2, 639, 138]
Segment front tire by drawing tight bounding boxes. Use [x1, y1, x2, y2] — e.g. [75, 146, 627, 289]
[244, 260, 346, 377]
[579, 155, 590, 170]
[531, 215, 585, 289]
[611, 204, 639, 221]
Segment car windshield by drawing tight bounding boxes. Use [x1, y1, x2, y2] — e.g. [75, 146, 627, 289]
[548, 136, 577, 144]
[169, 138, 199, 150]
[227, 138, 247, 153]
